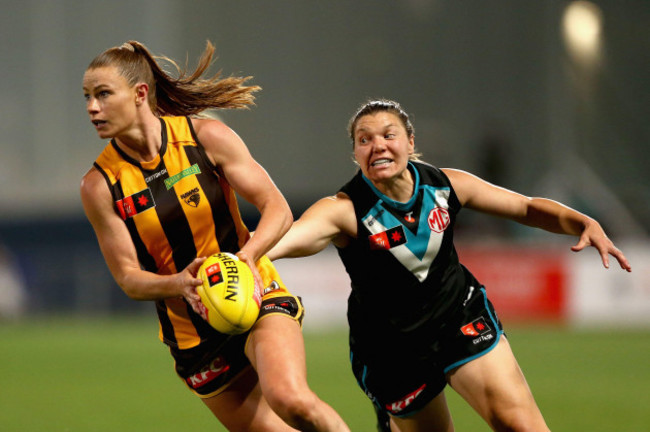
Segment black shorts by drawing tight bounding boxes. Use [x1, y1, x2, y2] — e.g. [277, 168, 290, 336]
[173, 291, 303, 398]
[350, 287, 504, 418]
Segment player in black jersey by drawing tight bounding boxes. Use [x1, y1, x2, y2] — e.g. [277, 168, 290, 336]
[81, 40, 349, 431]
[268, 99, 631, 432]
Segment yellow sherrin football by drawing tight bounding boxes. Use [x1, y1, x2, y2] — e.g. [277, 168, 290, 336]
[197, 252, 261, 334]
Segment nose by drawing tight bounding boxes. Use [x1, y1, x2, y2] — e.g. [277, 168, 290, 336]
[86, 97, 99, 114]
[372, 137, 387, 152]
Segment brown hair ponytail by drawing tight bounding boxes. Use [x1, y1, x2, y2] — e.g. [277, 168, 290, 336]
[87, 40, 260, 116]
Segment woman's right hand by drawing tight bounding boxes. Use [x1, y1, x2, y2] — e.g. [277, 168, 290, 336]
[178, 257, 208, 319]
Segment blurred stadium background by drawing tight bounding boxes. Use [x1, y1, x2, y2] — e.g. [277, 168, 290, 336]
[0, 1, 649, 430]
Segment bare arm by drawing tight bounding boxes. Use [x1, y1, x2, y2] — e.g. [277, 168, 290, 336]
[192, 118, 293, 278]
[443, 168, 631, 272]
[80, 168, 205, 312]
[267, 193, 357, 261]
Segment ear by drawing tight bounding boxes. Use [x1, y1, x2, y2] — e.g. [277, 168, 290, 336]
[134, 82, 149, 106]
[408, 134, 415, 154]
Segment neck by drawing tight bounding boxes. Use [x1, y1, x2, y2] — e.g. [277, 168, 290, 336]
[373, 166, 414, 203]
[114, 112, 162, 163]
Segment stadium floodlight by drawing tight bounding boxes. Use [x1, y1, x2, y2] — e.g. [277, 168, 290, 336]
[562, 0, 603, 68]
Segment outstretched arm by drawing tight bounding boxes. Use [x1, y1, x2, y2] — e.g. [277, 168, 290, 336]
[267, 193, 357, 261]
[443, 168, 632, 272]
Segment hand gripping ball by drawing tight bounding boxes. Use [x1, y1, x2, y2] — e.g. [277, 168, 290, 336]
[197, 252, 261, 334]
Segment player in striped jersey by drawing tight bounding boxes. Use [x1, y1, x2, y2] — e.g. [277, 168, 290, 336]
[268, 100, 631, 431]
[80, 40, 349, 432]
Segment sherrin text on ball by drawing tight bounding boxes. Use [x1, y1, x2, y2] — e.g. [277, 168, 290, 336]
[197, 252, 261, 334]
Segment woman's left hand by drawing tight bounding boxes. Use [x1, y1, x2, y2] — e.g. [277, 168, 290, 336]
[236, 250, 264, 299]
[571, 221, 632, 272]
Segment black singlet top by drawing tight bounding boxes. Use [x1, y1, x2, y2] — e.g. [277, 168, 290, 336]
[337, 161, 482, 358]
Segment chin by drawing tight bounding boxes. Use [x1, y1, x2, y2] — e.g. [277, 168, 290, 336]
[365, 172, 393, 185]
[368, 164, 397, 177]
[96, 129, 114, 139]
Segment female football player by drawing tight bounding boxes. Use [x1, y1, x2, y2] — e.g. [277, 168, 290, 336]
[80, 40, 350, 432]
[267, 99, 631, 431]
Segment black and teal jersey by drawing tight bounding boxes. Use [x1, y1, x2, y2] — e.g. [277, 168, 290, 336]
[337, 161, 482, 356]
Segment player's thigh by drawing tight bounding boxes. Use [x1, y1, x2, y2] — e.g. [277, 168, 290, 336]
[446, 336, 537, 420]
[245, 314, 309, 396]
[390, 390, 455, 432]
[202, 366, 296, 432]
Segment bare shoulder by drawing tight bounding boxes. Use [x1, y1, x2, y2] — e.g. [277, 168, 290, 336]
[441, 167, 474, 183]
[310, 192, 354, 217]
[80, 166, 106, 201]
[80, 166, 113, 220]
[191, 117, 234, 139]
[332, 192, 357, 246]
[441, 168, 490, 206]
[190, 117, 247, 164]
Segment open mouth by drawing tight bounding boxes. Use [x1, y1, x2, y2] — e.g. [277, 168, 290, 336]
[92, 120, 107, 127]
[371, 158, 392, 167]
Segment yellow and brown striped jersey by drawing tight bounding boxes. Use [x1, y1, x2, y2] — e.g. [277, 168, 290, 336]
[93, 116, 250, 350]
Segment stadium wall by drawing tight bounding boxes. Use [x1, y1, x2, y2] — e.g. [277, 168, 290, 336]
[0, 219, 647, 329]
[276, 242, 650, 331]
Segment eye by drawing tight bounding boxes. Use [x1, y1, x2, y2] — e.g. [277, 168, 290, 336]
[98, 90, 110, 98]
[385, 133, 395, 139]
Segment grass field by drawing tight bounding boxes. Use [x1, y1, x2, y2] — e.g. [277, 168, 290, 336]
[1, 315, 649, 431]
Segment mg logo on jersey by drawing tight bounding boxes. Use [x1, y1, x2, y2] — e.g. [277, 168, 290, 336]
[186, 356, 230, 389]
[427, 207, 450, 233]
[386, 383, 426, 414]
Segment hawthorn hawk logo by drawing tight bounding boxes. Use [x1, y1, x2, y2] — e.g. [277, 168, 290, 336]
[181, 187, 201, 207]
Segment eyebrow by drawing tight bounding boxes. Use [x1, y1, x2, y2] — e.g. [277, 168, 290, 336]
[83, 82, 110, 92]
[355, 123, 398, 134]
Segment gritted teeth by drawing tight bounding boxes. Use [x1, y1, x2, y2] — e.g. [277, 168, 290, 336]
[371, 158, 392, 166]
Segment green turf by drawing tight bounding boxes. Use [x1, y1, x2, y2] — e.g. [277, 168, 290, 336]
[1, 316, 649, 431]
